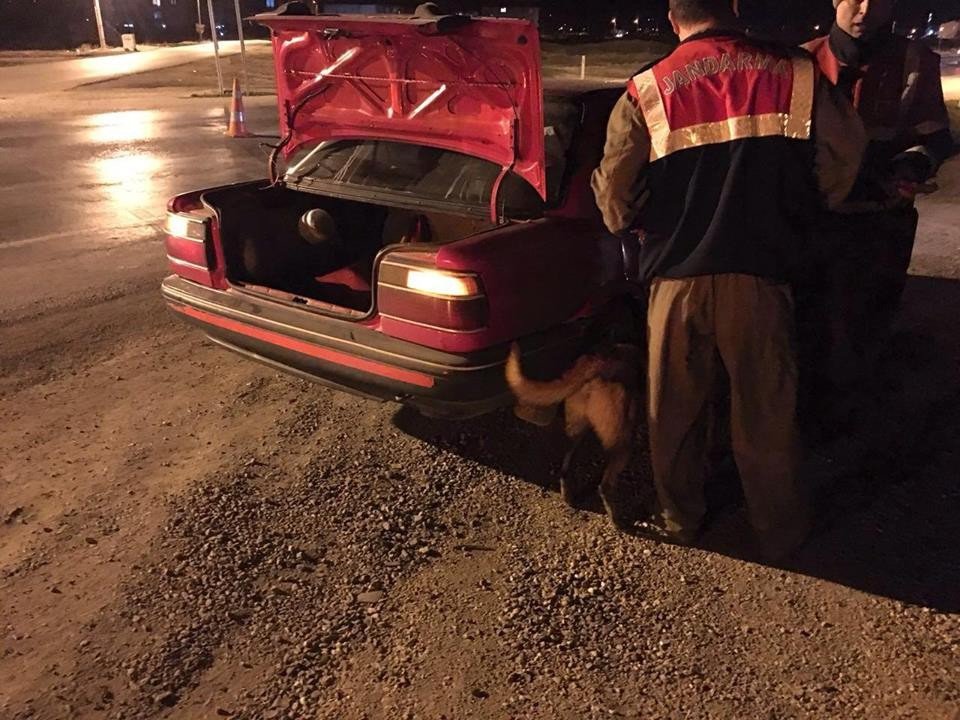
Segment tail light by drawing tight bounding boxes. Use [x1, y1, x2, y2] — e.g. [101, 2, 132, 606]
[377, 254, 487, 332]
[164, 211, 216, 286]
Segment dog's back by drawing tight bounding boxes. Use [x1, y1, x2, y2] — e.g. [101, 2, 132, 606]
[595, 344, 643, 391]
[566, 344, 641, 450]
[505, 343, 641, 407]
[505, 344, 603, 407]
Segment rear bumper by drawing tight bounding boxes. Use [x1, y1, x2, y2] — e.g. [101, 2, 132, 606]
[161, 276, 590, 419]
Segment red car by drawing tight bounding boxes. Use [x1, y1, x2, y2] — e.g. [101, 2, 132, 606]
[162, 9, 635, 419]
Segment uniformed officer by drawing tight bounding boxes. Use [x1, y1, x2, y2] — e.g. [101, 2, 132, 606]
[591, 0, 865, 558]
[804, 0, 952, 394]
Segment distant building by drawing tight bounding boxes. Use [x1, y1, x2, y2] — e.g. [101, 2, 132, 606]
[321, 4, 393, 11]
[108, 0, 301, 43]
[478, 5, 539, 24]
[106, 0, 538, 44]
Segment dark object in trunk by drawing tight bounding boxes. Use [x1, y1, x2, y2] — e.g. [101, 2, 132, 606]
[205, 184, 495, 312]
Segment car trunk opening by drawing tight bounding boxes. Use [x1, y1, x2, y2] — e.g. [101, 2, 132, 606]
[203, 183, 497, 315]
[198, 90, 581, 319]
[255, 11, 546, 220]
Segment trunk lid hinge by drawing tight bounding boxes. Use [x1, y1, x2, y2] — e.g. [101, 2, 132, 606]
[488, 115, 522, 224]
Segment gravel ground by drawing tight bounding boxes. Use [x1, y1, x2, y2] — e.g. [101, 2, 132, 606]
[2, 262, 958, 719]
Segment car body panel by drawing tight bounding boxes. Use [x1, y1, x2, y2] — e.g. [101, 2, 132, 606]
[376, 218, 618, 353]
[162, 275, 592, 418]
[256, 12, 547, 200]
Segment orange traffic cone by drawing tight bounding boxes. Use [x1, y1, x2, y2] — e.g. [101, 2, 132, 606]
[225, 77, 254, 138]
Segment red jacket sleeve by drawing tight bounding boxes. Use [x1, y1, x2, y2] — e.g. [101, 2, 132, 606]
[902, 46, 953, 171]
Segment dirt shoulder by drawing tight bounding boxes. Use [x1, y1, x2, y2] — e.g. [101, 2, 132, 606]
[1, 253, 958, 719]
[79, 40, 668, 96]
[77, 45, 278, 95]
[0, 46, 166, 68]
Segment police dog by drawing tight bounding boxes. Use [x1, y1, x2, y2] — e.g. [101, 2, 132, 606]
[505, 342, 642, 528]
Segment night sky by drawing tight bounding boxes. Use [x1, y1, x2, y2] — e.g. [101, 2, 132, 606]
[543, 0, 960, 29]
[2, 0, 960, 49]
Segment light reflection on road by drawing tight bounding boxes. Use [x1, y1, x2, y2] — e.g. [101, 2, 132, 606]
[92, 151, 162, 214]
[84, 110, 166, 223]
[941, 74, 960, 101]
[84, 110, 160, 144]
[2, 94, 271, 247]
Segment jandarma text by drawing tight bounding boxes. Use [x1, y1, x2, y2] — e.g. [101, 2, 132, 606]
[657, 53, 793, 96]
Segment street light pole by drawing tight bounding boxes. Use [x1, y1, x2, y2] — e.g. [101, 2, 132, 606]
[207, 0, 226, 96]
[92, 0, 108, 49]
[196, 0, 205, 41]
[233, 0, 248, 88]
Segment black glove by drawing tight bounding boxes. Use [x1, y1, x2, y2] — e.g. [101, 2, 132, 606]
[888, 151, 934, 184]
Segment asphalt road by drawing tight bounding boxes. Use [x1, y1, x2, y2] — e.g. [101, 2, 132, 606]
[941, 48, 960, 74]
[0, 75, 958, 718]
[0, 42, 260, 96]
[0, 91, 278, 321]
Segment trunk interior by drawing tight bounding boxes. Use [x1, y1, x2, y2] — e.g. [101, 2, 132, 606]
[203, 184, 496, 314]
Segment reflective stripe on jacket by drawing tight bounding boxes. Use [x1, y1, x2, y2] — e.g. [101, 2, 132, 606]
[805, 34, 952, 174]
[591, 29, 865, 283]
[628, 38, 815, 162]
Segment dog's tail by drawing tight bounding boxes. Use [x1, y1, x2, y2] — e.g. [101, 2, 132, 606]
[505, 343, 602, 407]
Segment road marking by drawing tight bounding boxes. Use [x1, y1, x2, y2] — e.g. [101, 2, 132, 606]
[0, 217, 165, 250]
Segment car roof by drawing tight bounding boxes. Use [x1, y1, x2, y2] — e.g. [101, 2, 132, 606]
[543, 78, 626, 99]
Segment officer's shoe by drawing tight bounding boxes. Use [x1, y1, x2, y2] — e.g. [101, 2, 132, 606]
[598, 482, 638, 532]
[757, 507, 812, 564]
[633, 514, 699, 547]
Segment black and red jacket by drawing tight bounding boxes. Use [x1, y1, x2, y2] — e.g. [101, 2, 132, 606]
[806, 29, 952, 198]
[592, 29, 862, 283]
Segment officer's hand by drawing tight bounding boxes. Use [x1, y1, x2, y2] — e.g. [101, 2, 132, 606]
[888, 152, 932, 185]
[886, 178, 938, 203]
[894, 180, 920, 202]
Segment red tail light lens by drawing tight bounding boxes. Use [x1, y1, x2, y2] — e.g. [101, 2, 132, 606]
[377, 255, 487, 332]
[165, 212, 215, 286]
[402, 269, 480, 297]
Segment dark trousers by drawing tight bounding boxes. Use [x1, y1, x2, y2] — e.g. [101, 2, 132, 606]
[796, 207, 918, 420]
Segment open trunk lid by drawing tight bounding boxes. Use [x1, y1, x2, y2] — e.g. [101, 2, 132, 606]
[256, 10, 546, 205]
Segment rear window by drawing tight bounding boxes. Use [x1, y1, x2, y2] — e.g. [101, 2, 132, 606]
[284, 97, 581, 217]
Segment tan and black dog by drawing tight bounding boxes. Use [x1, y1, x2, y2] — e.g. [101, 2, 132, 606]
[505, 343, 642, 528]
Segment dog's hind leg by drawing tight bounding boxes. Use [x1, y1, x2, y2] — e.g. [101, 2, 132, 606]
[559, 433, 589, 505]
[559, 397, 591, 506]
[560, 432, 585, 478]
[599, 444, 633, 530]
[592, 389, 636, 530]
